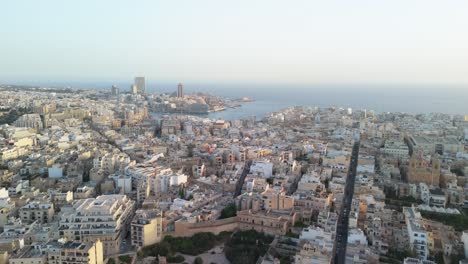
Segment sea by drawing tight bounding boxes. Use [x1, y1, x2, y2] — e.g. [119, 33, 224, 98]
[9, 81, 468, 120]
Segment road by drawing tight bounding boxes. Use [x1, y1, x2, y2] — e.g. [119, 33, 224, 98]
[234, 160, 252, 197]
[333, 141, 360, 264]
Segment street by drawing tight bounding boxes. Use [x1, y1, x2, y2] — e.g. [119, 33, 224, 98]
[333, 141, 360, 264]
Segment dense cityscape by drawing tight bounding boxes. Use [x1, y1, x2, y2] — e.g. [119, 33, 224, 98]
[0, 77, 467, 264]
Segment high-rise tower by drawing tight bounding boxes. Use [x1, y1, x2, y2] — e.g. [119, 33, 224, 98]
[134, 77, 146, 94]
[177, 83, 184, 98]
[131, 85, 138, 95]
[111, 85, 119, 95]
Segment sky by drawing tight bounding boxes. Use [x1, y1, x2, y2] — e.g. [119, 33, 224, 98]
[1, 0, 468, 85]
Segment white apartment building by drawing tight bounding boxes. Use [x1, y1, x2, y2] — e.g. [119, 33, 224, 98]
[403, 206, 429, 260]
[409, 135, 463, 154]
[403, 258, 436, 264]
[249, 160, 273, 178]
[109, 175, 132, 194]
[59, 195, 135, 256]
[462, 231, 468, 259]
[127, 166, 188, 195]
[93, 153, 130, 172]
[13, 114, 43, 130]
[126, 165, 154, 189]
[347, 228, 368, 245]
[295, 227, 333, 264]
[152, 169, 188, 193]
[419, 183, 430, 205]
[380, 140, 409, 158]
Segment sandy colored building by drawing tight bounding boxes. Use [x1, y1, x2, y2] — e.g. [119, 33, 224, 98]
[131, 210, 163, 247]
[407, 154, 440, 187]
[9, 246, 46, 264]
[261, 188, 294, 210]
[20, 200, 55, 224]
[48, 240, 104, 264]
[237, 209, 297, 236]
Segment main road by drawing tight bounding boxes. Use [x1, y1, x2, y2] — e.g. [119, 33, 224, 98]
[234, 160, 252, 197]
[333, 141, 360, 264]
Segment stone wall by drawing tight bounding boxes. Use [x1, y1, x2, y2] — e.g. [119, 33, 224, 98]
[171, 217, 238, 237]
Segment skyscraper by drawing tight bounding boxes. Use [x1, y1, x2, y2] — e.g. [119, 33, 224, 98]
[177, 83, 184, 98]
[134, 77, 146, 94]
[131, 84, 138, 95]
[111, 85, 119, 95]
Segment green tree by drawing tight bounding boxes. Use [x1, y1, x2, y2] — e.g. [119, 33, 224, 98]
[224, 230, 274, 264]
[178, 188, 185, 199]
[450, 167, 465, 176]
[294, 221, 307, 228]
[420, 211, 468, 231]
[167, 255, 185, 263]
[220, 204, 237, 219]
[194, 257, 203, 264]
[434, 252, 445, 264]
[118, 255, 132, 263]
[187, 143, 195, 157]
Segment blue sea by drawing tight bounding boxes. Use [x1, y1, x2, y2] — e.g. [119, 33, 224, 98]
[7, 81, 468, 120]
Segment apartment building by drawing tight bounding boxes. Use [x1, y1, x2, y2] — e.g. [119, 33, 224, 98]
[48, 240, 104, 264]
[295, 227, 334, 264]
[403, 206, 429, 260]
[380, 140, 409, 158]
[59, 195, 135, 256]
[261, 188, 294, 210]
[9, 245, 46, 264]
[20, 200, 55, 224]
[131, 210, 163, 247]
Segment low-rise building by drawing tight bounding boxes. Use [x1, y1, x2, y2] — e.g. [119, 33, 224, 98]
[48, 240, 104, 264]
[20, 200, 55, 224]
[237, 209, 297, 236]
[9, 245, 46, 264]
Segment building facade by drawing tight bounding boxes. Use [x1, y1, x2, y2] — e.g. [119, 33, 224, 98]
[59, 195, 135, 256]
[131, 210, 163, 248]
[407, 154, 441, 187]
[48, 240, 104, 264]
[134, 77, 146, 95]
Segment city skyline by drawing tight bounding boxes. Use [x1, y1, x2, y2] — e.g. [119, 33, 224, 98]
[2, 0, 468, 85]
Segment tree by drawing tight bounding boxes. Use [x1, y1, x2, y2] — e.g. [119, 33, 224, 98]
[178, 188, 186, 199]
[450, 167, 465, 176]
[294, 221, 307, 228]
[434, 252, 445, 264]
[225, 230, 274, 264]
[107, 258, 116, 264]
[324, 178, 330, 189]
[187, 143, 195, 157]
[167, 255, 185, 263]
[118, 255, 132, 263]
[220, 203, 237, 219]
[194, 257, 203, 264]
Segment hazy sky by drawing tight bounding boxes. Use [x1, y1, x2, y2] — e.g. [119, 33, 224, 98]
[2, 0, 468, 84]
